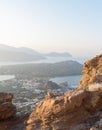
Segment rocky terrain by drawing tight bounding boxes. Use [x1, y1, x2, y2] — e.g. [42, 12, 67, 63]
[0, 92, 29, 130]
[0, 54, 102, 130]
[79, 54, 102, 88]
[26, 54, 102, 130]
[0, 92, 16, 120]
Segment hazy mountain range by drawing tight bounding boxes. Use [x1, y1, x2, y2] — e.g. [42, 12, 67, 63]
[0, 44, 72, 62]
[0, 44, 82, 78]
[45, 52, 72, 57]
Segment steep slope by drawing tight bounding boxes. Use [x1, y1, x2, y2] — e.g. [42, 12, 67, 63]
[26, 54, 102, 130]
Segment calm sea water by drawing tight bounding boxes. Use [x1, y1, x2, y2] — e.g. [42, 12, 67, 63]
[0, 75, 15, 81]
[50, 75, 82, 89]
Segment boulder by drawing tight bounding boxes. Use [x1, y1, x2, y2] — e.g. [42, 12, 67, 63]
[0, 92, 28, 130]
[0, 92, 16, 120]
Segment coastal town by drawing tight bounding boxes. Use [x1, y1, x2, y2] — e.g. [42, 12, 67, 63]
[0, 77, 69, 115]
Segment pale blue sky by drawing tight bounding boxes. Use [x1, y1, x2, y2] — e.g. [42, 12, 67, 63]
[0, 0, 102, 56]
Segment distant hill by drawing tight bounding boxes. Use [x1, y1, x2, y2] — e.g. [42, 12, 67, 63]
[45, 52, 72, 57]
[0, 44, 73, 62]
[0, 44, 45, 62]
[0, 60, 83, 79]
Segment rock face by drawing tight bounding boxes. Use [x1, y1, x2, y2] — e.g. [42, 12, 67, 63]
[0, 92, 29, 130]
[26, 85, 102, 130]
[26, 54, 102, 130]
[0, 92, 16, 120]
[79, 54, 102, 88]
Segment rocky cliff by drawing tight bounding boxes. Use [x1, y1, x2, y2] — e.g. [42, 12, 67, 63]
[79, 54, 102, 88]
[26, 54, 102, 130]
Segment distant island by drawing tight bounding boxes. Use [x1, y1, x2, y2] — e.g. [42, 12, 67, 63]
[0, 60, 83, 79]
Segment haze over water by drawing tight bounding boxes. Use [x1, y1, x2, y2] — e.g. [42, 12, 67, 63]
[0, 0, 102, 57]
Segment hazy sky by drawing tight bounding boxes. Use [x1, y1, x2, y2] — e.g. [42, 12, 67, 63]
[0, 0, 102, 56]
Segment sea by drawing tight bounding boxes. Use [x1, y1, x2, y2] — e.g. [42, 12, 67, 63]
[50, 75, 82, 92]
[0, 75, 15, 81]
[50, 75, 82, 88]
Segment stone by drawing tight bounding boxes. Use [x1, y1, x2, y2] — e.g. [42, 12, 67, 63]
[79, 54, 102, 88]
[0, 92, 16, 120]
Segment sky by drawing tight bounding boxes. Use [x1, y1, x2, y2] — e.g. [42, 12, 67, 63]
[0, 0, 102, 56]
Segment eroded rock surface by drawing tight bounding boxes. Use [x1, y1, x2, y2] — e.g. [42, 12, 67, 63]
[26, 54, 102, 130]
[0, 92, 30, 130]
[79, 54, 102, 88]
[26, 85, 102, 130]
[0, 92, 16, 120]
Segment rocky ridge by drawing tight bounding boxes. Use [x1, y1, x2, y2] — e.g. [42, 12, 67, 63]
[26, 54, 102, 130]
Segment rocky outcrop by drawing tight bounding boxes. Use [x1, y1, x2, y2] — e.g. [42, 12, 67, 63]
[79, 54, 102, 88]
[0, 92, 29, 130]
[26, 54, 102, 130]
[0, 92, 16, 120]
[26, 85, 102, 130]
